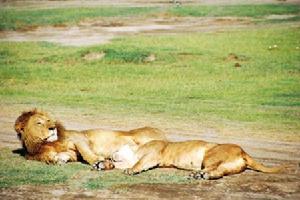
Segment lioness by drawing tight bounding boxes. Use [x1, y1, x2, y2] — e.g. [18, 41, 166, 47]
[106, 140, 283, 180]
[14, 109, 167, 167]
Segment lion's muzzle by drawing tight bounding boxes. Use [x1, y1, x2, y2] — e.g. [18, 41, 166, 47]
[46, 127, 58, 142]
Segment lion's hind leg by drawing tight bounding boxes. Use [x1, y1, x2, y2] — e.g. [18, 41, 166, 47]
[205, 158, 246, 179]
[124, 153, 160, 175]
[124, 140, 166, 175]
[189, 162, 220, 180]
[192, 144, 247, 180]
[191, 158, 246, 180]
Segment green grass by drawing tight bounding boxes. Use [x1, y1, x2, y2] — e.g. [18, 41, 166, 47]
[86, 169, 191, 190]
[0, 148, 88, 188]
[1, 4, 299, 30]
[0, 6, 159, 30]
[0, 148, 193, 189]
[169, 4, 300, 17]
[88, 48, 151, 63]
[1, 26, 299, 135]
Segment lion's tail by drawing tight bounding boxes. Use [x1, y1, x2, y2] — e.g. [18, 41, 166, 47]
[243, 152, 283, 173]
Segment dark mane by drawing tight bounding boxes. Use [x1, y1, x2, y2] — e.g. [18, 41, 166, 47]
[55, 121, 66, 139]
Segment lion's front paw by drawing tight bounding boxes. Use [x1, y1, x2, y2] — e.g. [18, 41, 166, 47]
[124, 168, 137, 175]
[54, 152, 71, 165]
[189, 171, 209, 180]
[92, 159, 115, 171]
[93, 161, 106, 171]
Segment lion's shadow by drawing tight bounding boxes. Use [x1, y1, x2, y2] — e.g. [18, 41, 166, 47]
[11, 148, 87, 164]
[12, 148, 26, 157]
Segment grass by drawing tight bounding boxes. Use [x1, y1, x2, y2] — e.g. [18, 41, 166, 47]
[0, 148, 193, 189]
[85, 169, 191, 190]
[0, 148, 88, 188]
[0, 6, 160, 30]
[95, 48, 151, 63]
[1, 26, 299, 135]
[1, 4, 299, 30]
[169, 4, 300, 17]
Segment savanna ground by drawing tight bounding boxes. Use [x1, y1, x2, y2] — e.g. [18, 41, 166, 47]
[0, 0, 300, 199]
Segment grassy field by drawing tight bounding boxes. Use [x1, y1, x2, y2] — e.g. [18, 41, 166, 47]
[1, 26, 299, 135]
[0, 4, 300, 190]
[0, 6, 159, 30]
[0, 148, 87, 188]
[169, 4, 300, 17]
[0, 4, 299, 30]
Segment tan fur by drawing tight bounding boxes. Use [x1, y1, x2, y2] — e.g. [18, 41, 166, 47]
[123, 140, 283, 179]
[14, 109, 167, 165]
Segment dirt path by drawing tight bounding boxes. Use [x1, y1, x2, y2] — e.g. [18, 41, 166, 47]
[1, 174, 300, 200]
[0, 103, 299, 199]
[0, 16, 255, 46]
[0, 0, 299, 46]
[1, 16, 298, 47]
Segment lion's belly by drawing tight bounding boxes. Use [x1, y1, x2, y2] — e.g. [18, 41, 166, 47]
[112, 145, 138, 169]
[87, 132, 137, 157]
[161, 145, 205, 170]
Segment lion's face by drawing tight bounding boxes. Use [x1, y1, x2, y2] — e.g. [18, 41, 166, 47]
[15, 109, 58, 153]
[25, 113, 58, 142]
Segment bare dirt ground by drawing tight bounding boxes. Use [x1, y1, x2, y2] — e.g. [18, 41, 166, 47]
[0, 0, 299, 46]
[0, 16, 256, 46]
[0, 15, 297, 46]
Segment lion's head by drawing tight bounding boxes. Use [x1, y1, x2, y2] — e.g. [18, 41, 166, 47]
[14, 109, 62, 154]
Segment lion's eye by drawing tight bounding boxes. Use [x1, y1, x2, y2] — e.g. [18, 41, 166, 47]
[37, 122, 42, 125]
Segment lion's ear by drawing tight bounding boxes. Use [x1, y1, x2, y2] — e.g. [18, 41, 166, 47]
[14, 122, 25, 140]
[15, 122, 24, 134]
[14, 109, 37, 135]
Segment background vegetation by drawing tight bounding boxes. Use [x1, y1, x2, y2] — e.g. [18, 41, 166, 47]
[1, 26, 299, 134]
[1, 4, 300, 30]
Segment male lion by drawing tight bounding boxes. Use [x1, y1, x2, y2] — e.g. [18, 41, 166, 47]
[106, 140, 283, 180]
[14, 109, 167, 167]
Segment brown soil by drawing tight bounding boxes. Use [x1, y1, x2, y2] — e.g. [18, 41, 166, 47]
[0, 16, 254, 46]
[83, 52, 106, 61]
[0, 15, 298, 47]
[0, 0, 299, 47]
[1, 174, 300, 200]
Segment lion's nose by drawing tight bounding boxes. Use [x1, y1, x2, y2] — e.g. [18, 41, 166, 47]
[49, 127, 55, 131]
